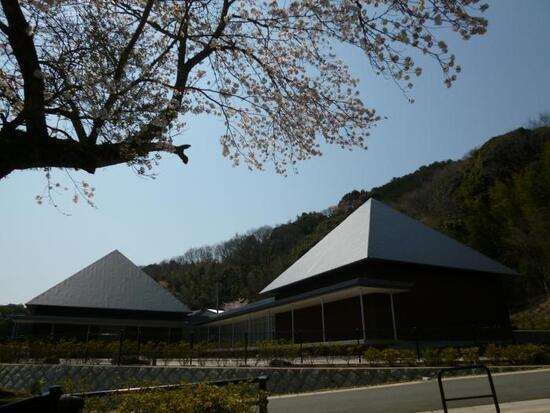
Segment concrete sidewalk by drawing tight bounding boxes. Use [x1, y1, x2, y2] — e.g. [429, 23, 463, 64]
[420, 398, 550, 412]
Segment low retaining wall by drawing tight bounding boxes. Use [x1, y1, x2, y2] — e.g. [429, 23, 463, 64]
[0, 364, 537, 395]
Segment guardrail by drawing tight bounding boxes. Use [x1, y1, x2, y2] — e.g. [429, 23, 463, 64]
[0, 375, 269, 413]
[437, 365, 500, 413]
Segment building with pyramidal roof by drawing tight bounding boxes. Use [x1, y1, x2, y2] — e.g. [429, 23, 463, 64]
[198, 198, 515, 345]
[11, 250, 192, 342]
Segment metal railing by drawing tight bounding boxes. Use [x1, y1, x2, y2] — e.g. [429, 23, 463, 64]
[0, 376, 269, 413]
[437, 365, 500, 413]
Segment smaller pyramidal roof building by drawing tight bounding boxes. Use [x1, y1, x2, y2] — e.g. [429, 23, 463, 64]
[198, 199, 516, 344]
[12, 250, 192, 341]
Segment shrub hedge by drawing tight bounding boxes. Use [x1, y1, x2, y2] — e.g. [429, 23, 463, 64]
[114, 384, 253, 413]
[0, 339, 549, 366]
[82, 383, 261, 413]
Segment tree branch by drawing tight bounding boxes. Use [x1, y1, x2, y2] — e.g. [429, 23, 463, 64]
[1, 0, 48, 139]
[88, 0, 155, 144]
[0, 128, 190, 179]
[0, 19, 8, 34]
[133, 0, 232, 142]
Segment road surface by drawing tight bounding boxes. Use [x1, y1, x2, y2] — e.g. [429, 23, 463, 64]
[268, 368, 550, 413]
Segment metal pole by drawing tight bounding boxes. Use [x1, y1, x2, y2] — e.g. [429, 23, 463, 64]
[10, 322, 17, 340]
[321, 299, 326, 343]
[258, 376, 269, 413]
[48, 385, 63, 412]
[356, 328, 362, 363]
[137, 327, 142, 359]
[117, 328, 124, 366]
[216, 279, 219, 315]
[414, 326, 421, 360]
[244, 332, 248, 366]
[299, 334, 303, 364]
[84, 325, 91, 362]
[390, 293, 398, 341]
[359, 290, 366, 342]
[266, 313, 270, 341]
[291, 307, 295, 344]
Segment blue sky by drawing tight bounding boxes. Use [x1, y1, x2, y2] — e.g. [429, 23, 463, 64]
[1, 0, 549, 304]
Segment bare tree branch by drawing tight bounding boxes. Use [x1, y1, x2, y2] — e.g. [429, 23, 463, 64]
[1, 0, 47, 139]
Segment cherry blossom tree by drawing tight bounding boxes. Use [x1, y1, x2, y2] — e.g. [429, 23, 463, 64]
[0, 0, 488, 183]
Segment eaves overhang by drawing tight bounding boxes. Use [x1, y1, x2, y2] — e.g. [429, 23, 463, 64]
[194, 277, 412, 326]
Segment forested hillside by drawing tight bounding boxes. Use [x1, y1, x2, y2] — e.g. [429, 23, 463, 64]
[144, 126, 550, 312]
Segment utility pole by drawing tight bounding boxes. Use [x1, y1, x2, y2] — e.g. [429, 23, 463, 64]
[216, 277, 219, 314]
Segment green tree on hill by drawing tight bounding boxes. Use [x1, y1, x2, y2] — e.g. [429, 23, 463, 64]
[490, 140, 550, 296]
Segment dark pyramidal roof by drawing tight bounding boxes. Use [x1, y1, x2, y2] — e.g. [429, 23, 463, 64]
[28, 250, 190, 313]
[261, 198, 517, 294]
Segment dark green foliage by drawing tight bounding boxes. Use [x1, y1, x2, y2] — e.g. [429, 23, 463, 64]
[440, 347, 460, 365]
[461, 347, 480, 364]
[143, 218, 328, 309]
[483, 343, 549, 365]
[422, 348, 441, 366]
[143, 126, 550, 311]
[0, 305, 26, 317]
[512, 297, 550, 329]
[0, 304, 27, 340]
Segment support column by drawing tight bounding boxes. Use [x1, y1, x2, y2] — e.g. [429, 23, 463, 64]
[231, 323, 235, 348]
[10, 322, 17, 339]
[291, 306, 295, 344]
[207, 326, 210, 343]
[218, 325, 221, 348]
[321, 299, 326, 343]
[390, 293, 398, 341]
[50, 323, 55, 340]
[359, 290, 366, 342]
[266, 313, 270, 341]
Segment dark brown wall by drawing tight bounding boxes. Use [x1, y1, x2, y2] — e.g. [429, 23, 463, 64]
[391, 271, 511, 340]
[294, 305, 323, 343]
[25, 323, 181, 342]
[273, 260, 511, 335]
[275, 311, 292, 341]
[274, 294, 396, 343]
[324, 296, 363, 341]
[364, 293, 394, 340]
